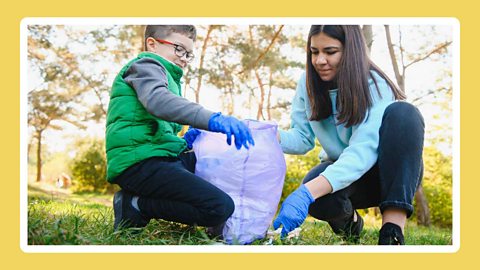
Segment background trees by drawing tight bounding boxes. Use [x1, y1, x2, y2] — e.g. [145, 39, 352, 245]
[26, 24, 454, 228]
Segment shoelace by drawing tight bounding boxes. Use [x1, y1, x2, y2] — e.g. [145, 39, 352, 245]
[388, 228, 402, 245]
[392, 236, 400, 245]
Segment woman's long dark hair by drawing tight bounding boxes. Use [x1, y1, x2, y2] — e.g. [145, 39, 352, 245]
[306, 25, 405, 127]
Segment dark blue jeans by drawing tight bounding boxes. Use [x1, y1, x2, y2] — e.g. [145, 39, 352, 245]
[303, 102, 424, 231]
[113, 152, 234, 227]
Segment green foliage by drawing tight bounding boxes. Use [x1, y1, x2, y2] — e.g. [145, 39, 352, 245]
[281, 144, 322, 203]
[420, 146, 453, 227]
[69, 137, 112, 194]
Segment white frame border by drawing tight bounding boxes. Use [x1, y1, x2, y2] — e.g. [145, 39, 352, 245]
[20, 17, 460, 253]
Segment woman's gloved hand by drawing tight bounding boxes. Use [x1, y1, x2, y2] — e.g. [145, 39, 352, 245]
[273, 184, 315, 238]
[208, 112, 255, 150]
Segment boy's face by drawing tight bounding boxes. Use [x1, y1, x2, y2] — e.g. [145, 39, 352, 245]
[145, 32, 194, 70]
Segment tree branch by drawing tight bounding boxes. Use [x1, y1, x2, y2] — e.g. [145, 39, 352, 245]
[405, 41, 452, 69]
[238, 25, 284, 75]
[411, 86, 452, 105]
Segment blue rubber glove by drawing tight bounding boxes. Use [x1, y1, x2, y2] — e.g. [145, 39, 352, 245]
[183, 127, 201, 149]
[273, 185, 315, 238]
[208, 112, 255, 150]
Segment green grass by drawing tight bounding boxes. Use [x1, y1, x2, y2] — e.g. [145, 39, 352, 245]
[27, 183, 452, 245]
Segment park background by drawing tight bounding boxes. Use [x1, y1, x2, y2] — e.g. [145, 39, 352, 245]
[2, 0, 478, 269]
[24, 20, 454, 247]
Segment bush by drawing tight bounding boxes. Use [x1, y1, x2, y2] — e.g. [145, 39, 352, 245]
[420, 146, 452, 227]
[69, 138, 114, 194]
[281, 144, 322, 203]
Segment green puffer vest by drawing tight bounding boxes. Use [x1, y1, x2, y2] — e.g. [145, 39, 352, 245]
[105, 52, 187, 182]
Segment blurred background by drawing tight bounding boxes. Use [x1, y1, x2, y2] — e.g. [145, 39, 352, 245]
[25, 23, 454, 243]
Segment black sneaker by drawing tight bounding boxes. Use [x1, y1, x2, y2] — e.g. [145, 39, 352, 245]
[113, 190, 150, 231]
[206, 222, 225, 240]
[329, 210, 364, 243]
[378, 222, 405, 245]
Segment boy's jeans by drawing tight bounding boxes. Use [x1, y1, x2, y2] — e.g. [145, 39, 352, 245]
[303, 102, 425, 231]
[113, 152, 234, 227]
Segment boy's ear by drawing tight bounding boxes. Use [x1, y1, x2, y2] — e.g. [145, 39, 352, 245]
[145, 37, 156, 51]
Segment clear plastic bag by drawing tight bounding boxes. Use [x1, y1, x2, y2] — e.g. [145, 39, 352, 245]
[193, 120, 286, 244]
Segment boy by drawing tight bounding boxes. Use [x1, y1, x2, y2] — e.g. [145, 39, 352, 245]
[106, 25, 254, 231]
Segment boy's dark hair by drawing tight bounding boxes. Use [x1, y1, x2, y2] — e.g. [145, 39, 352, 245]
[144, 25, 197, 50]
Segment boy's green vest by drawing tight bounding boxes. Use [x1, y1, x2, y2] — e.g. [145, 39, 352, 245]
[105, 52, 187, 182]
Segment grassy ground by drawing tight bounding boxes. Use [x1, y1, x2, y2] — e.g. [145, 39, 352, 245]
[27, 183, 452, 245]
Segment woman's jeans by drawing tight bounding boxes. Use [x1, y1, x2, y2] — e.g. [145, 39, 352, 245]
[303, 102, 424, 232]
[113, 151, 234, 227]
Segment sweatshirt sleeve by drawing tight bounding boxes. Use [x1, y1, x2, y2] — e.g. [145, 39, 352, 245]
[321, 75, 395, 192]
[279, 73, 316, 154]
[123, 57, 213, 130]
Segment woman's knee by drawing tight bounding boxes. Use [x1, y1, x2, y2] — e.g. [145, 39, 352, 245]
[302, 161, 333, 184]
[308, 191, 353, 221]
[383, 102, 424, 129]
[380, 102, 425, 148]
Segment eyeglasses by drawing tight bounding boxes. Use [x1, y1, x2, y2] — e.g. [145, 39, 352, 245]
[154, 38, 195, 62]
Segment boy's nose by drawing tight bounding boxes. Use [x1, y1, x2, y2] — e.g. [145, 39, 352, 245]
[179, 54, 188, 62]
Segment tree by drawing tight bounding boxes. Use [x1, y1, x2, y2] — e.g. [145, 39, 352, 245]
[362, 25, 373, 52]
[28, 25, 87, 182]
[28, 89, 84, 182]
[384, 25, 452, 226]
[192, 25, 219, 103]
[207, 44, 240, 115]
[229, 25, 302, 120]
[245, 25, 284, 120]
[73, 25, 143, 117]
[27, 25, 142, 182]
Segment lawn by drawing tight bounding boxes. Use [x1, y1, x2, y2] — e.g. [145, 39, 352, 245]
[27, 183, 452, 246]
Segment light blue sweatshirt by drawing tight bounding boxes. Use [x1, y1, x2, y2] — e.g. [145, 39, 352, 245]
[279, 71, 395, 193]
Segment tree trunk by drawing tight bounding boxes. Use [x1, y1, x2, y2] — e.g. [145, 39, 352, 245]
[194, 25, 214, 103]
[28, 135, 34, 159]
[267, 70, 273, 120]
[35, 130, 43, 182]
[245, 25, 267, 120]
[194, 88, 200, 104]
[227, 87, 235, 115]
[183, 66, 191, 99]
[254, 70, 265, 120]
[415, 185, 431, 226]
[384, 25, 404, 91]
[362, 25, 373, 53]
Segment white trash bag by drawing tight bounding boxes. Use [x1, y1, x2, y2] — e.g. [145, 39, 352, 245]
[193, 120, 286, 244]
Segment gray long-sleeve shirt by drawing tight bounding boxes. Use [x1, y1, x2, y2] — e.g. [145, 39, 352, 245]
[123, 57, 213, 130]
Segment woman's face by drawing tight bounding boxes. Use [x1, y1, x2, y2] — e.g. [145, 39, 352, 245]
[310, 32, 343, 82]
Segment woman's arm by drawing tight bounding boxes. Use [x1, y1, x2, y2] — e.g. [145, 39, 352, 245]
[279, 73, 316, 154]
[305, 174, 333, 198]
[321, 73, 396, 192]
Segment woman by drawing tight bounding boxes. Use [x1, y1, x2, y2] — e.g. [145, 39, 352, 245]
[272, 25, 425, 245]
